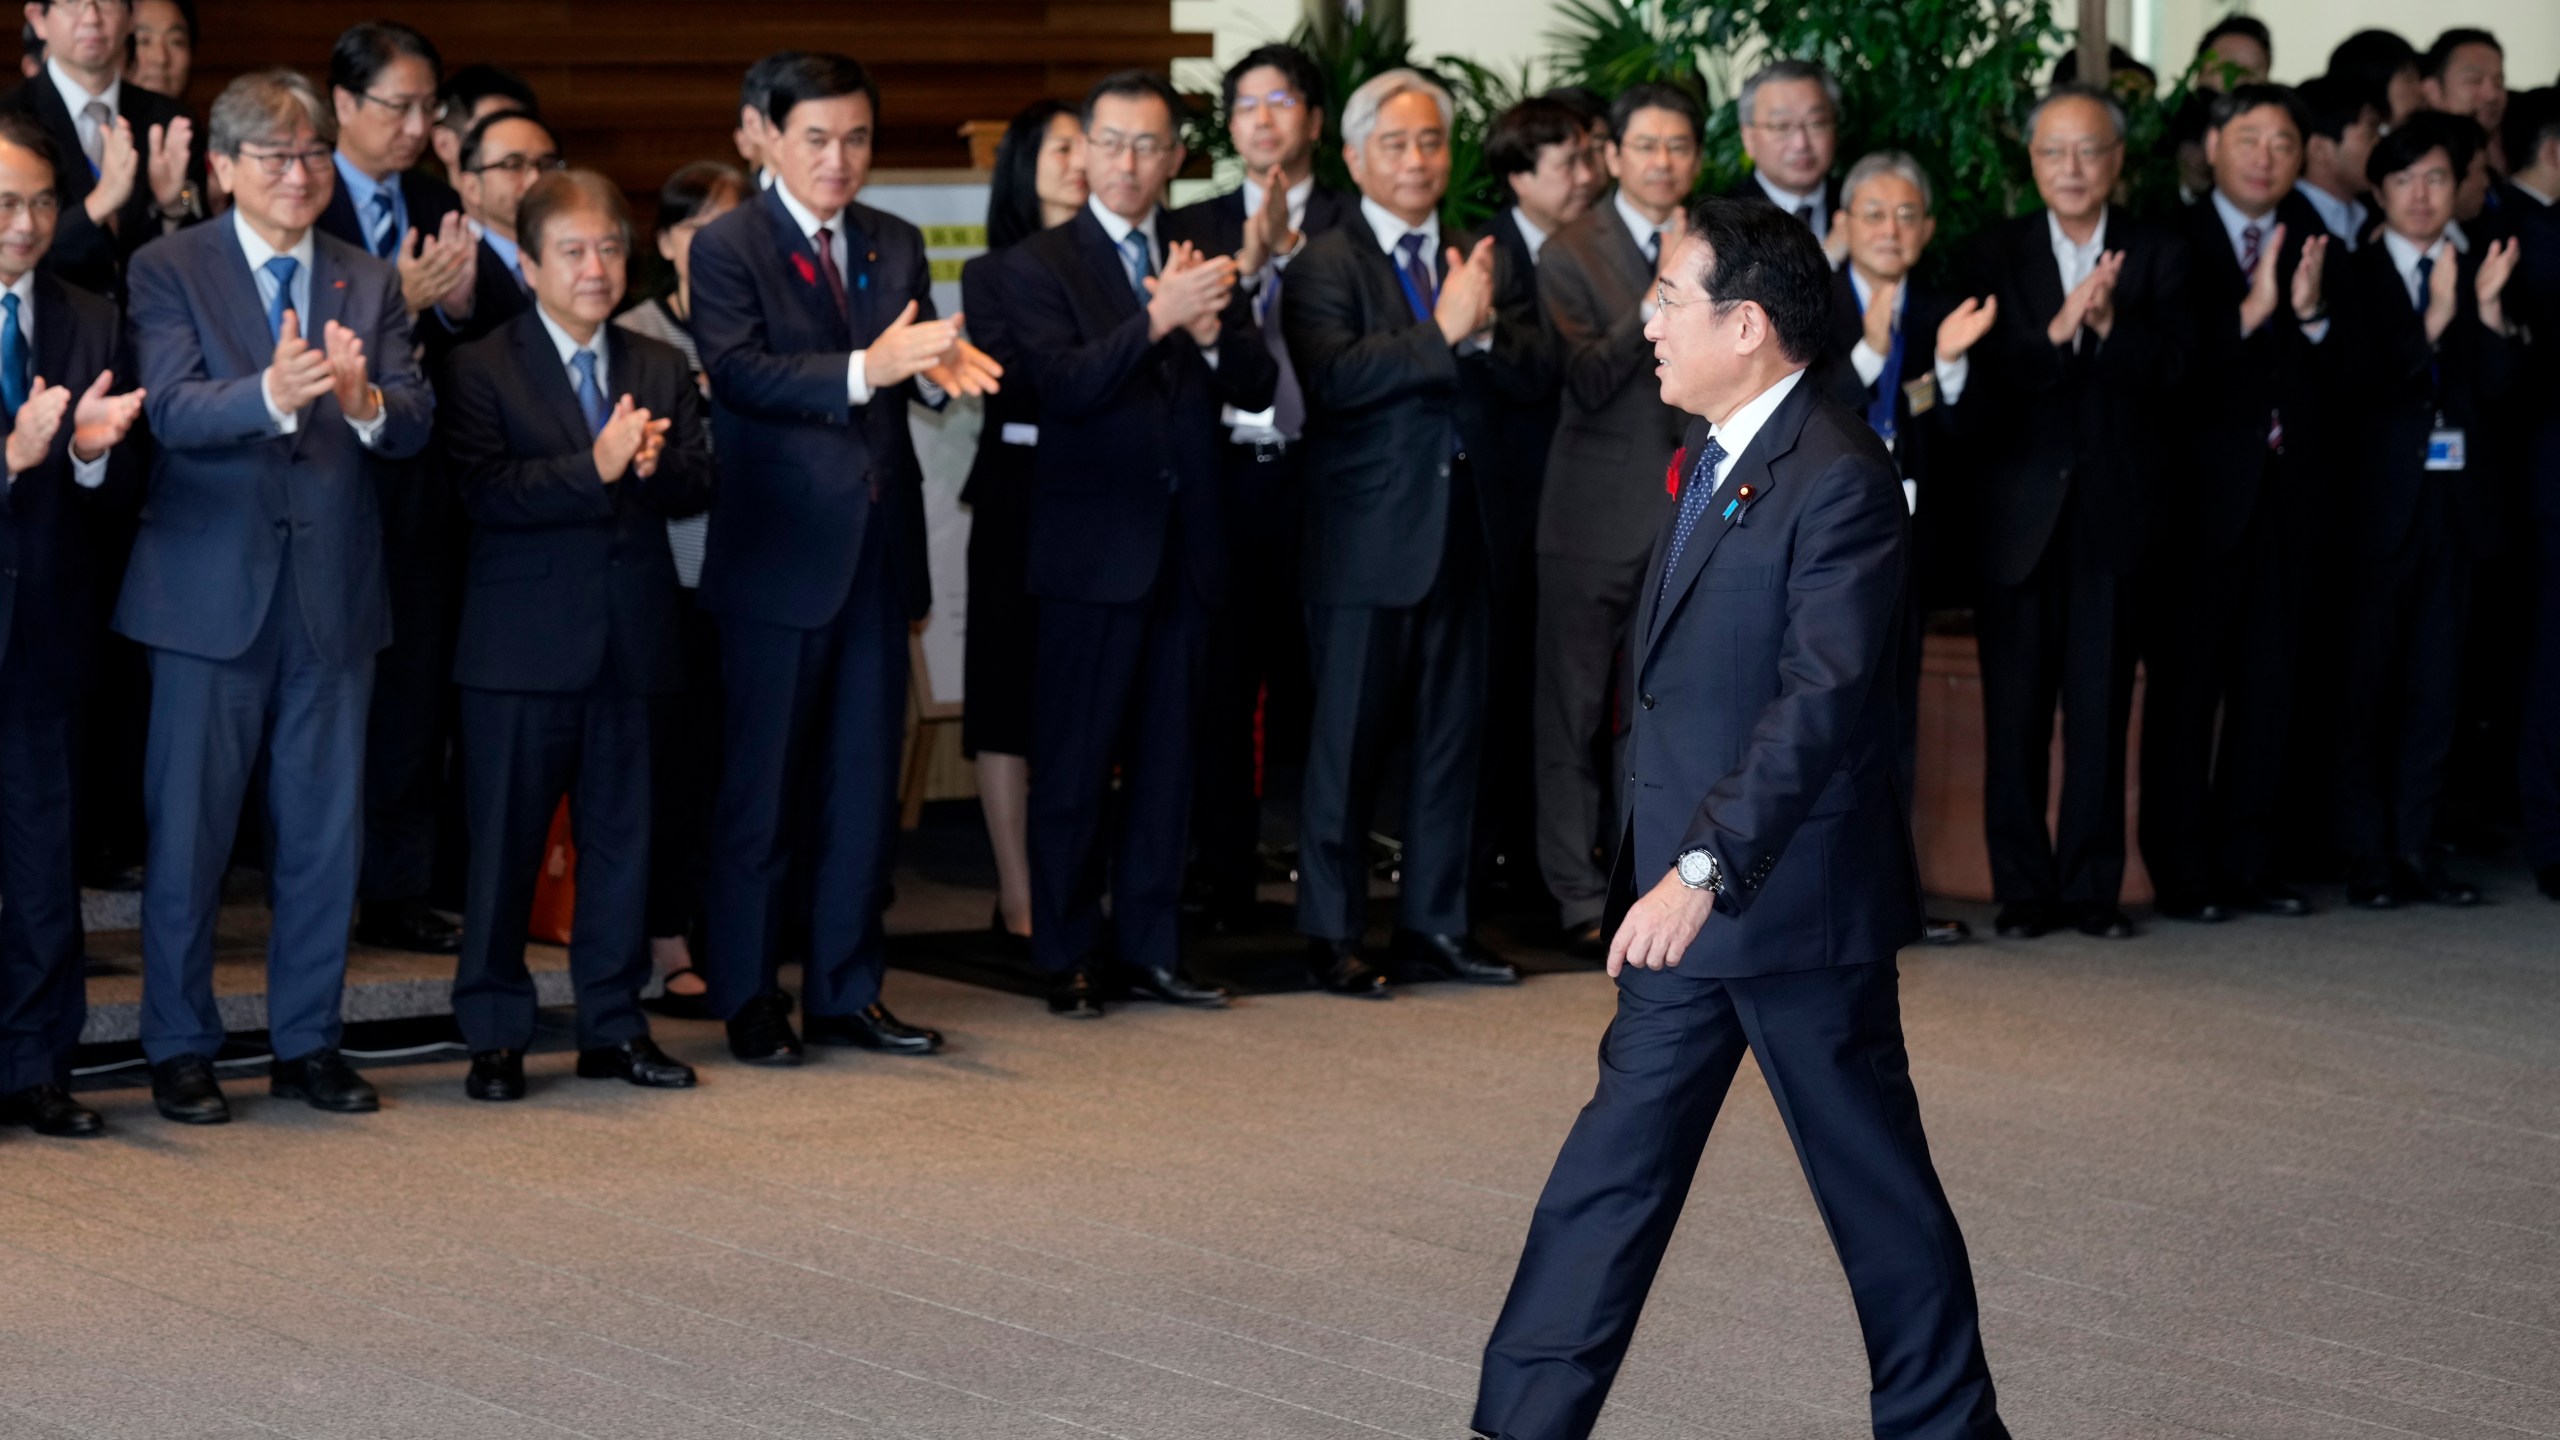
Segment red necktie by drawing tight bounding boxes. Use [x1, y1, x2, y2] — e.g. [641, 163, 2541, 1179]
[813, 226, 850, 322]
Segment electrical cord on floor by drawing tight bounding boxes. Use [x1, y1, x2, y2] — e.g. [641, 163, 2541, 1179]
[70, 1041, 469, 1078]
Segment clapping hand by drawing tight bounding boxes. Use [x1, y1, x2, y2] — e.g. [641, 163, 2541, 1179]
[1145, 240, 1237, 347]
[865, 300, 969, 389]
[1236, 164, 1300, 274]
[1935, 295, 1997, 363]
[69, 369, 145, 462]
[2422, 235, 2460, 343]
[87, 117, 140, 224]
[146, 116, 193, 213]
[2046, 250, 2124, 345]
[398, 213, 477, 318]
[591, 394, 665, 483]
[2239, 222, 2286, 335]
[1861, 276, 1900, 358]
[264, 311, 335, 415]
[3, 375, 71, 478]
[926, 312, 1004, 397]
[322, 319, 378, 421]
[2290, 234, 2328, 321]
[2476, 236, 2519, 333]
[1434, 235, 1498, 346]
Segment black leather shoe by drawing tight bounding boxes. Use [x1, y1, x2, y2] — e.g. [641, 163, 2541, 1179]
[1562, 920, 1606, 962]
[465, 1050, 525, 1101]
[2397, 854, 2480, 907]
[1047, 967, 1104, 1018]
[1921, 916, 1971, 946]
[1, 1083, 104, 1137]
[1993, 902, 2054, 939]
[2076, 905, 2137, 939]
[1392, 929, 1522, 985]
[150, 1053, 229, 1125]
[806, 1003, 943, 1054]
[725, 991, 804, 1065]
[1120, 964, 1230, 1008]
[271, 1047, 380, 1113]
[2538, 864, 2560, 901]
[988, 906, 1031, 960]
[2155, 894, 2231, 924]
[2347, 881, 2399, 910]
[2224, 879, 2310, 917]
[1308, 940, 1390, 999]
[577, 1036, 697, 1088]
[354, 899, 462, 955]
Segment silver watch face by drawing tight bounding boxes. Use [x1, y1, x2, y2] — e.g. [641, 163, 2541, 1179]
[1678, 850, 1715, 887]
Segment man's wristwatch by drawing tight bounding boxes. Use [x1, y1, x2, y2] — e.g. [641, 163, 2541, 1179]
[1674, 847, 1723, 894]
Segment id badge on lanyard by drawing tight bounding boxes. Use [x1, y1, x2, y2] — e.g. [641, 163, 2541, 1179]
[2426, 410, 2466, 472]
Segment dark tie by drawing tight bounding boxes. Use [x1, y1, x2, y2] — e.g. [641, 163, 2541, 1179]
[2238, 221, 2262, 274]
[368, 188, 399, 259]
[1118, 230, 1151, 301]
[813, 226, 850, 322]
[1795, 202, 1817, 231]
[1257, 269, 1305, 438]
[263, 255, 299, 341]
[2411, 251, 2434, 315]
[1868, 309, 1905, 444]
[570, 349, 608, 436]
[1395, 232, 1436, 321]
[1645, 229, 1662, 268]
[1657, 436, 1730, 607]
[0, 292, 26, 422]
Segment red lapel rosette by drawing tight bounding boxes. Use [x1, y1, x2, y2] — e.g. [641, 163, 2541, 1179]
[1665, 445, 1686, 496]
[791, 251, 817, 286]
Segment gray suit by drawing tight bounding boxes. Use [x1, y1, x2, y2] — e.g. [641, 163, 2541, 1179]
[1530, 203, 1689, 927]
[116, 213, 432, 1065]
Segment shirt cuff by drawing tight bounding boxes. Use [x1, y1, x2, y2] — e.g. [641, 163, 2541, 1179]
[1201, 347, 1220, 370]
[2301, 317, 2331, 345]
[346, 404, 387, 449]
[72, 447, 111, 489]
[263, 376, 300, 435]
[1935, 354, 1969, 405]
[915, 371, 948, 405]
[1850, 340, 1886, 388]
[848, 351, 873, 406]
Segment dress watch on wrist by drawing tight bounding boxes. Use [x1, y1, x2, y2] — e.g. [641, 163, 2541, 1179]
[1674, 847, 1723, 893]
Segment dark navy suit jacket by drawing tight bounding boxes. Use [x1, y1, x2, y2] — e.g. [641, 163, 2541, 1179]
[315, 164, 461, 262]
[689, 184, 935, 628]
[0, 272, 141, 689]
[443, 310, 711, 696]
[1610, 375, 1922, 975]
[113, 215, 433, 668]
[1003, 206, 1276, 607]
[0, 71, 208, 301]
[2329, 237, 2515, 561]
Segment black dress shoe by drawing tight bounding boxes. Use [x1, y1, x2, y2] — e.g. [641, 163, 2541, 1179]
[988, 906, 1031, 960]
[2154, 894, 2231, 924]
[271, 1047, 380, 1113]
[354, 899, 462, 955]
[1120, 964, 1230, 1008]
[79, 862, 145, 893]
[2538, 864, 2560, 901]
[1921, 916, 1971, 946]
[2347, 881, 2400, 910]
[725, 990, 804, 1065]
[1562, 921, 1606, 962]
[150, 1053, 230, 1125]
[2076, 905, 2137, 939]
[1047, 967, 1104, 1018]
[2397, 854, 2480, 907]
[2223, 879, 2310, 917]
[577, 1036, 697, 1088]
[1993, 902, 2054, 939]
[465, 1050, 526, 1102]
[1392, 930, 1522, 985]
[1, 1083, 104, 1137]
[1308, 940, 1390, 999]
[805, 1003, 943, 1054]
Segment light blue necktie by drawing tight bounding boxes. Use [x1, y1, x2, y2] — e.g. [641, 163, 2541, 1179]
[1657, 437, 1730, 607]
[1119, 229, 1151, 300]
[0, 293, 27, 422]
[368, 188, 399, 258]
[262, 255, 299, 341]
[571, 349, 609, 436]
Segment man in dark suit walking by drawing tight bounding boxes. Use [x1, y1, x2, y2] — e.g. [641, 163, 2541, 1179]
[690, 51, 997, 1065]
[0, 111, 144, 1138]
[117, 69, 434, 1125]
[1172, 42, 1359, 930]
[1959, 85, 2192, 940]
[1006, 71, 1275, 1017]
[1530, 83, 1699, 958]
[442, 170, 710, 1101]
[1473, 198, 2008, 1440]
[1282, 68, 1551, 997]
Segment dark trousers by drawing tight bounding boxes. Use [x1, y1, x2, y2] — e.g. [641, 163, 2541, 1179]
[2138, 470, 2301, 901]
[1192, 442, 1309, 904]
[1474, 961, 2007, 1440]
[1297, 506, 1488, 942]
[1031, 547, 1211, 978]
[0, 650, 85, 1093]
[360, 516, 461, 908]
[1531, 550, 1645, 928]
[703, 522, 906, 1021]
[2524, 522, 2560, 868]
[647, 595, 722, 940]
[455, 685, 654, 1053]
[139, 561, 372, 1064]
[2337, 497, 2469, 883]
[1975, 528, 2137, 909]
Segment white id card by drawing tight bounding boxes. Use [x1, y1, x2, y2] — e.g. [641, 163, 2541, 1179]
[2425, 427, 2466, 472]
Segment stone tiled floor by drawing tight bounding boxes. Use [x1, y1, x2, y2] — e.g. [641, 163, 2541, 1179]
[3, 870, 2555, 1438]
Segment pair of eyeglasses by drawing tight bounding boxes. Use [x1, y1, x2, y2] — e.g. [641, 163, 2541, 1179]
[234, 147, 335, 179]
[468, 153, 567, 177]
[0, 194, 62, 221]
[1750, 117, 1836, 141]
[2030, 141, 2122, 167]
[1232, 91, 1302, 117]
[1851, 205, 1926, 227]
[1087, 131, 1172, 160]
[351, 90, 437, 124]
[1620, 137, 1700, 161]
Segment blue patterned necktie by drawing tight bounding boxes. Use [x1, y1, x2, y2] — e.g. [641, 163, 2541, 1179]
[1657, 436, 1730, 607]
[262, 255, 299, 341]
[2410, 251, 2434, 315]
[570, 348, 609, 436]
[1395, 232, 1436, 320]
[0, 292, 26, 422]
[368, 188, 398, 258]
[1119, 229, 1151, 301]
[1868, 307, 1904, 444]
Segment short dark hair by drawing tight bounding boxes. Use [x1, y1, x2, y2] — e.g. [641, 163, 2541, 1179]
[2196, 16, 2272, 62]
[654, 159, 747, 234]
[987, 98, 1075, 250]
[1679, 196, 1831, 365]
[2368, 108, 2479, 189]
[19, 21, 39, 67]
[1221, 43, 1326, 119]
[517, 168, 630, 258]
[1081, 69, 1186, 131]
[2503, 87, 2560, 174]
[1611, 83, 1704, 146]
[740, 50, 806, 120]
[439, 63, 537, 130]
[458, 108, 555, 173]
[2049, 44, 2155, 90]
[2420, 28, 2501, 82]
[2296, 72, 2385, 143]
[328, 21, 441, 99]
[1542, 84, 1612, 138]
[0, 111, 56, 174]
[758, 51, 878, 130]
[2207, 82, 2307, 141]
[2328, 30, 2417, 95]
[1484, 98, 1585, 180]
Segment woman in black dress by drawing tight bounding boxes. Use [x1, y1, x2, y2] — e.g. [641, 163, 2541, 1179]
[964, 100, 1086, 949]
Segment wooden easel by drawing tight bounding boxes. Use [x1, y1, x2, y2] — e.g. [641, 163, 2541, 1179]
[899, 631, 965, 829]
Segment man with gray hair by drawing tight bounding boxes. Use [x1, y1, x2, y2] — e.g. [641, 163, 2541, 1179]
[1725, 58, 1841, 248]
[117, 67, 435, 1125]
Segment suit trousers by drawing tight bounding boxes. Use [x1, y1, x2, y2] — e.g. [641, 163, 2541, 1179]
[1192, 442, 1310, 905]
[139, 558, 373, 1064]
[360, 488, 462, 906]
[2138, 462, 2301, 901]
[2524, 522, 2560, 868]
[2336, 493, 2470, 882]
[647, 594, 723, 941]
[1975, 513, 2138, 909]
[704, 518, 906, 1021]
[0, 649, 86, 1092]
[1297, 494, 1489, 942]
[454, 685, 654, 1053]
[1473, 960, 2007, 1440]
[1031, 533, 1212, 978]
[1532, 550, 1646, 928]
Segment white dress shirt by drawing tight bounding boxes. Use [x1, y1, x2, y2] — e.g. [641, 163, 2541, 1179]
[1362, 195, 1491, 351]
[535, 304, 609, 399]
[2381, 227, 2453, 311]
[2294, 179, 2366, 250]
[1701, 368, 1806, 497]
[235, 211, 388, 447]
[1510, 209, 1551, 265]
[1755, 172, 1829, 241]
[2210, 189, 2329, 344]
[1844, 268, 1969, 405]
[771, 179, 945, 407]
[45, 57, 118, 167]
[2047, 207, 2108, 292]
[2513, 179, 2557, 208]
[1618, 190, 1672, 320]
[0, 270, 112, 489]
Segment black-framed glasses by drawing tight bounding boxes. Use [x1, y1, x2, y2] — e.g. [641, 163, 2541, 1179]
[468, 153, 566, 177]
[351, 90, 436, 124]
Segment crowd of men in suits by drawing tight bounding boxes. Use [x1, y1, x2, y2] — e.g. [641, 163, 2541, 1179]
[0, 2, 2554, 1141]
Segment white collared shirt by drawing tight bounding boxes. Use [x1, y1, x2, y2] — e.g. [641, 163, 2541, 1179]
[2047, 207, 2108, 292]
[234, 210, 387, 447]
[1509, 208, 1550, 265]
[1087, 192, 1160, 270]
[470, 217, 526, 293]
[1755, 172, 1829, 240]
[2211, 189, 2329, 344]
[1701, 368, 1806, 497]
[535, 305, 609, 398]
[0, 270, 111, 489]
[1844, 267, 1968, 406]
[2514, 179, 2557, 208]
[45, 57, 119, 162]
[1361, 195, 1491, 351]
[2294, 179, 2366, 250]
[2445, 219, 2472, 255]
[2382, 228, 2452, 311]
